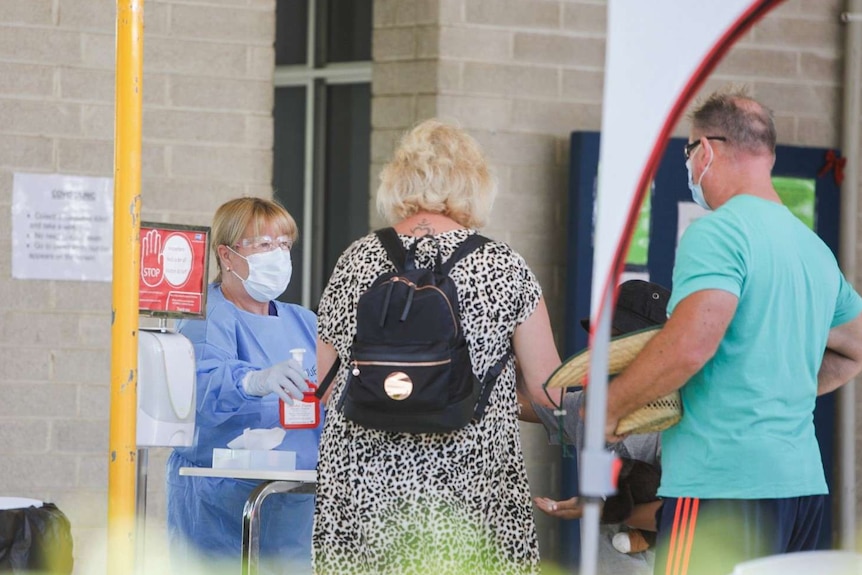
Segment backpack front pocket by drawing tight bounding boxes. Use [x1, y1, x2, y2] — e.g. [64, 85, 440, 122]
[347, 341, 454, 412]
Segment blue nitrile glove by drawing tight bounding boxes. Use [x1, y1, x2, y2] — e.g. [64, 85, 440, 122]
[242, 359, 309, 405]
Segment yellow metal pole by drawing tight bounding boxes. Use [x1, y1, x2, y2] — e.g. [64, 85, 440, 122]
[109, 1, 143, 573]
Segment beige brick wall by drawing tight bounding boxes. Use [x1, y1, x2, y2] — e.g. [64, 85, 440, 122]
[0, 0, 276, 572]
[372, 0, 857, 566]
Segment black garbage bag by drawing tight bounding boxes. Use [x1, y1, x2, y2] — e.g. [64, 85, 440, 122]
[0, 503, 73, 574]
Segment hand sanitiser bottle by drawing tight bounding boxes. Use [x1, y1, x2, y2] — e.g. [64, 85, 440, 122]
[280, 348, 320, 429]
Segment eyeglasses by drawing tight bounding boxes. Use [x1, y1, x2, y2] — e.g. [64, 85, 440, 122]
[684, 136, 727, 160]
[235, 235, 293, 253]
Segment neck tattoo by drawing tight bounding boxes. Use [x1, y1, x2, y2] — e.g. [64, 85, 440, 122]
[411, 218, 436, 236]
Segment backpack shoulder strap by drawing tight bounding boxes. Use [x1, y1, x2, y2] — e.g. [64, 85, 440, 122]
[375, 227, 407, 273]
[442, 233, 491, 275]
[314, 356, 341, 400]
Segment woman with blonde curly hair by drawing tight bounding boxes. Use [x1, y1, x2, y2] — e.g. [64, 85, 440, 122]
[312, 119, 560, 574]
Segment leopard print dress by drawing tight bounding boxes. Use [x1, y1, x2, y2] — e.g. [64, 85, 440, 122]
[312, 229, 542, 575]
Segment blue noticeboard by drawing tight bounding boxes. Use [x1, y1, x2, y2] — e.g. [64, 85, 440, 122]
[562, 131, 843, 566]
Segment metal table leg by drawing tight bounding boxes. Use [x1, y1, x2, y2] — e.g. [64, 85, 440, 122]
[241, 480, 317, 575]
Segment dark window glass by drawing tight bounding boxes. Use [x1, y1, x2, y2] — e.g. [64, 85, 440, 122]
[326, 0, 372, 63]
[273, 86, 307, 305]
[275, 0, 308, 66]
[318, 83, 371, 302]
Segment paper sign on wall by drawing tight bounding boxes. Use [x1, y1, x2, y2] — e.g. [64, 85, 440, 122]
[11, 172, 113, 281]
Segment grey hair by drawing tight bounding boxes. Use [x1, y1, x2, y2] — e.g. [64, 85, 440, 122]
[689, 88, 776, 156]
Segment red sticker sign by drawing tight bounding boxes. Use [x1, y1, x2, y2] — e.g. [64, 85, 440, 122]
[139, 223, 209, 318]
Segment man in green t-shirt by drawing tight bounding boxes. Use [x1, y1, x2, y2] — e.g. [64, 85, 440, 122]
[605, 88, 862, 575]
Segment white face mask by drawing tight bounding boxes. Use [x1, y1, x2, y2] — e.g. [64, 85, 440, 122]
[686, 148, 713, 211]
[228, 247, 292, 303]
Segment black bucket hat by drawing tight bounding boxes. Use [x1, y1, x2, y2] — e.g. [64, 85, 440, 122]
[580, 280, 670, 334]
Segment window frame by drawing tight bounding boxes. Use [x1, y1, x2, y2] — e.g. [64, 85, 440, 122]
[274, 0, 372, 308]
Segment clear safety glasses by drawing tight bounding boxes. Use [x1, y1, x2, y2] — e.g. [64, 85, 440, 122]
[234, 235, 293, 253]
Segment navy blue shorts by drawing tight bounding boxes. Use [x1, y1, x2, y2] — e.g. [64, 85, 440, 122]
[653, 495, 825, 575]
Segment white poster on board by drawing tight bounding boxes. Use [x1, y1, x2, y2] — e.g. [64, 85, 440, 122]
[11, 172, 114, 281]
[619, 270, 650, 284]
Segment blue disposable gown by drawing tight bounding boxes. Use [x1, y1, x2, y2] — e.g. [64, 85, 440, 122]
[166, 284, 321, 573]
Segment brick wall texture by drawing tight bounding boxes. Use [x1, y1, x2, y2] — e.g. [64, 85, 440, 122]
[0, 0, 855, 572]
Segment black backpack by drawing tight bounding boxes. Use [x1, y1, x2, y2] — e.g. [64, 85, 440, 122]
[316, 228, 511, 434]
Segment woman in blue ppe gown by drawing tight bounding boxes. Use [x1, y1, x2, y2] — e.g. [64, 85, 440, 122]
[167, 197, 322, 574]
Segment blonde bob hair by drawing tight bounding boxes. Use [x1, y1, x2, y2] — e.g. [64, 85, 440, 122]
[376, 119, 497, 229]
[210, 196, 297, 284]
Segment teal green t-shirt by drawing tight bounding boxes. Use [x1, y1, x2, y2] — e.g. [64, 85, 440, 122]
[660, 195, 862, 499]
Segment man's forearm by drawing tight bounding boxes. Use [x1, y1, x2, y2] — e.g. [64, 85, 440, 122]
[606, 327, 701, 423]
[818, 313, 862, 396]
[818, 348, 862, 396]
[606, 290, 737, 437]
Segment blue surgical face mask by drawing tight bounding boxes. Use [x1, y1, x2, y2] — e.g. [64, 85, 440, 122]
[686, 150, 713, 211]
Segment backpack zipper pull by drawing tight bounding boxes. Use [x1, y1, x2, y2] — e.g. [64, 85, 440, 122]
[380, 281, 395, 327]
[400, 285, 415, 321]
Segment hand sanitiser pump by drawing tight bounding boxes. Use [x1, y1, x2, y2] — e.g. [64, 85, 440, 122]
[137, 328, 196, 447]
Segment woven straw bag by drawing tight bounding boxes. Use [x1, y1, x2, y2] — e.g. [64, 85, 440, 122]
[544, 326, 682, 435]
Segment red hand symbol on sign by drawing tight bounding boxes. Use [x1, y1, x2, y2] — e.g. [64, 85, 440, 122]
[141, 229, 164, 287]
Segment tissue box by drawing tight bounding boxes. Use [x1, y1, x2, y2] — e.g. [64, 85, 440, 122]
[212, 448, 296, 471]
